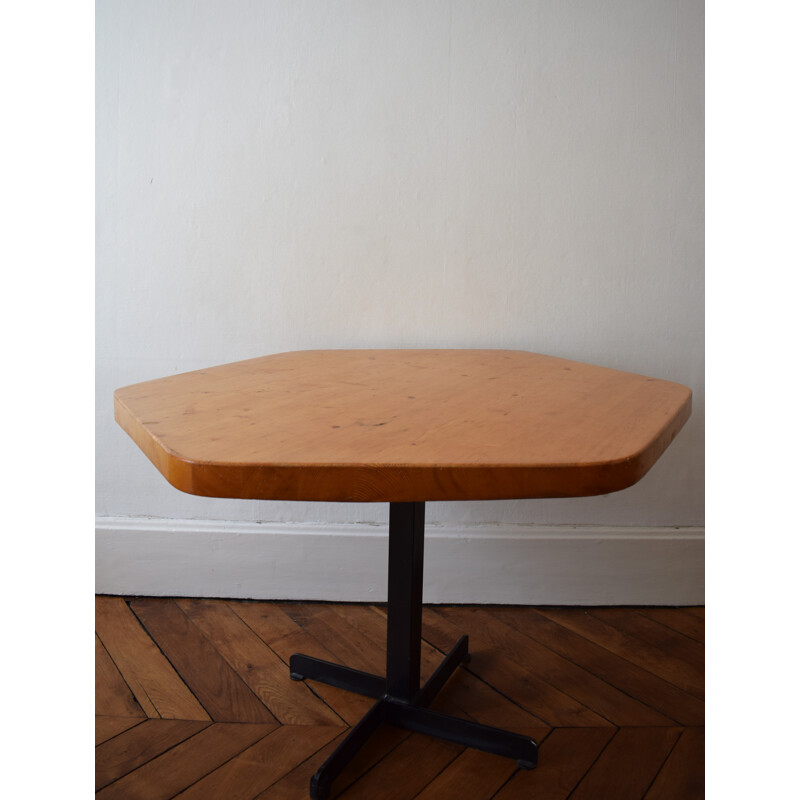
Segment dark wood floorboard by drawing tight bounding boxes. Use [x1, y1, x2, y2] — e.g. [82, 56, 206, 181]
[637, 607, 705, 643]
[569, 726, 682, 800]
[535, 608, 704, 699]
[96, 596, 210, 720]
[96, 719, 210, 790]
[96, 598, 704, 799]
[96, 723, 277, 800]
[644, 727, 705, 799]
[492, 727, 615, 800]
[488, 606, 705, 725]
[95, 716, 146, 747]
[129, 599, 277, 724]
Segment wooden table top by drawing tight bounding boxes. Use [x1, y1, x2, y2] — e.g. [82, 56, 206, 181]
[114, 349, 691, 503]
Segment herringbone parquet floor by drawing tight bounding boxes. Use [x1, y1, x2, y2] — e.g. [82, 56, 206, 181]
[95, 597, 704, 798]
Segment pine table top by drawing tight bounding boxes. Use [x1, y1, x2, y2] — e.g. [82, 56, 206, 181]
[114, 349, 691, 502]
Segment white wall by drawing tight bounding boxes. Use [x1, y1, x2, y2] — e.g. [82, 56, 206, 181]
[96, 0, 703, 600]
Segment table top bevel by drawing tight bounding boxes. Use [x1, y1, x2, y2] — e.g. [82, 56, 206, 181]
[114, 349, 691, 502]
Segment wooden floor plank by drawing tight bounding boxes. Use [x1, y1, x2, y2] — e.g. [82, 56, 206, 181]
[172, 725, 342, 800]
[413, 746, 518, 800]
[442, 606, 674, 727]
[253, 731, 348, 799]
[95, 599, 704, 800]
[96, 723, 276, 800]
[177, 598, 345, 726]
[538, 608, 704, 698]
[96, 596, 210, 720]
[266, 629, 377, 726]
[569, 727, 682, 800]
[489, 606, 705, 725]
[129, 598, 277, 724]
[227, 599, 314, 645]
[230, 601, 376, 726]
[95, 634, 145, 719]
[95, 716, 146, 746]
[644, 727, 704, 800]
[588, 607, 704, 672]
[638, 607, 705, 643]
[95, 718, 209, 789]
[335, 731, 464, 800]
[324, 723, 412, 796]
[279, 602, 386, 675]
[492, 728, 616, 800]
[424, 607, 610, 728]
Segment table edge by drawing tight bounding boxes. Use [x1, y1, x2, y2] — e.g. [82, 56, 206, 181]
[114, 389, 691, 502]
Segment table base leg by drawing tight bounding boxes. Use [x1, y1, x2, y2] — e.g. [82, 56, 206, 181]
[289, 653, 385, 698]
[289, 503, 539, 799]
[291, 632, 537, 799]
[309, 697, 384, 800]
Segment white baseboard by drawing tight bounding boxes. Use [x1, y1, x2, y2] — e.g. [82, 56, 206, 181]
[95, 516, 704, 606]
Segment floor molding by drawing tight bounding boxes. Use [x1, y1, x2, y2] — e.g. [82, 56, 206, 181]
[95, 516, 704, 605]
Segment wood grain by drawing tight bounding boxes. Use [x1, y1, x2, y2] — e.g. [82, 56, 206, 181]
[227, 599, 309, 644]
[413, 747, 518, 800]
[253, 731, 348, 799]
[644, 727, 704, 799]
[421, 607, 610, 727]
[569, 727, 682, 800]
[320, 722, 413, 796]
[172, 725, 342, 800]
[129, 598, 277, 724]
[279, 602, 386, 676]
[335, 731, 464, 800]
[537, 608, 704, 698]
[492, 728, 616, 800]
[96, 599, 703, 799]
[95, 716, 145, 746]
[227, 600, 377, 726]
[96, 723, 276, 800]
[588, 607, 704, 673]
[638, 607, 705, 643]
[255, 629, 376, 727]
[96, 596, 210, 720]
[440, 605, 674, 727]
[95, 718, 209, 789]
[114, 349, 691, 502]
[177, 598, 343, 726]
[488, 606, 705, 725]
[95, 634, 145, 719]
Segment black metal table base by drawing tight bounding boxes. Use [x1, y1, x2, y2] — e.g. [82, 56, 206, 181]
[289, 502, 539, 800]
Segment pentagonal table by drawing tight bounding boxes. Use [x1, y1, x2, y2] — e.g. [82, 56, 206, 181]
[114, 349, 691, 799]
